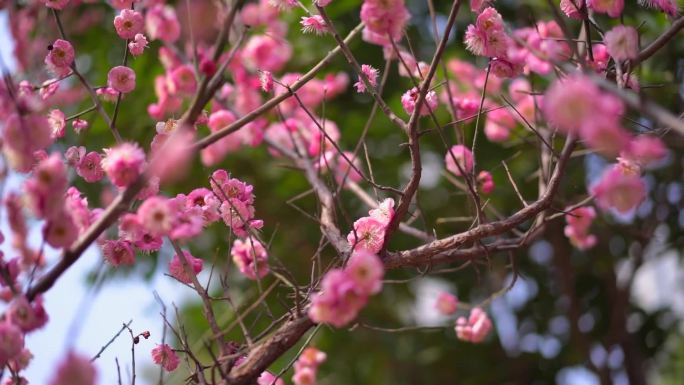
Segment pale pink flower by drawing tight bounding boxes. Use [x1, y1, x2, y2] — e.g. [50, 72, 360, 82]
[24, 153, 68, 219]
[72, 118, 89, 133]
[168, 65, 197, 95]
[259, 71, 273, 92]
[42, 0, 70, 9]
[308, 269, 367, 327]
[146, 5, 181, 43]
[48, 109, 66, 139]
[591, 165, 646, 213]
[187, 188, 221, 224]
[114, 9, 144, 40]
[604, 25, 638, 61]
[102, 239, 136, 266]
[435, 292, 458, 315]
[401, 87, 438, 116]
[490, 57, 524, 79]
[639, 0, 678, 15]
[45, 39, 74, 76]
[579, 116, 631, 158]
[48, 351, 96, 385]
[169, 250, 203, 284]
[151, 344, 179, 372]
[470, 0, 489, 12]
[242, 35, 292, 72]
[44, 210, 79, 249]
[108, 66, 136, 94]
[301, 15, 327, 35]
[258, 371, 284, 385]
[65, 146, 86, 167]
[560, 0, 582, 19]
[231, 238, 270, 280]
[464, 7, 509, 57]
[347, 217, 386, 254]
[97, 87, 119, 102]
[455, 307, 492, 343]
[354, 64, 379, 93]
[101, 142, 145, 187]
[128, 33, 148, 56]
[137, 196, 174, 237]
[360, 0, 411, 43]
[477, 170, 495, 194]
[149, 129, 195, 184]
[588, 0, 624, 17]
[39, 79, 60, 100]
[0, 320, 24, 365]
[292, 366, 316, 385]
[484, 107, 515, 142]
[200, 110, 241, 166]
[296, 347, 327, 369]
[346, 251, 384, 295]
[76, 152, 105, 183]
[445, 145, 474, 177]
[622, 135, 667, 167]
[7, 296, 48, 333]
[542, 74, 601, 133]
[368, 198, 394, 225]
[8, 349, 33, 372]
[564, 206, 597, 250]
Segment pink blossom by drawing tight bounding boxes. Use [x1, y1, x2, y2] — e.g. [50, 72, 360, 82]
[114, 9, 144, 40]
[354, 64, 379, 93]
[39, 79, 60, 100]
[308, 269, 367, 327]
[542, 74, 601, 133]
[48, 352, 96, 385]
[579, 116, 631, 158]
[445, 145, 474, 177]
[44, 210, 78, 249]
[7, 296, 48, 333]
[45, 39, 74, 76]
[168, 196, 204, 241]
[168, 65, 197, 95]
[97, 87, 119, 102]
[65, 146, 86, 167]
[201, 110, 241, 166]
[604, 26, 638, 61]
[360, 0, 411, 44]
[622, 135, 667, 167]
[435, 292, 458, 315]
[2, 114, 53, 173]
[259, 71, 273, 92]
[315, 0, 332, 6]
[368, 198, 395, 225]
[591, 165, 646, 213]
[490, 57, 524, 79]
[560, 0, 582, 18]
[470, 0, 489, 11]
[72, 118, 89, 133]
[296, 347, 327, 369]
[76, 152, 105, 183]
[137, 196, 174, 237]
[102, 239, 136, 266]
[477, 170, 495, 194]
[108, 66, 136, 94]
[146, 5, 181, 43]
[8, 349, 33, 372]
[588, 0, 624, 17]
[345, 251, 384, 295]
[484, 107, 515, 142]
[42, 0, 70, 9]
[231, 238, 270, 280]
[101, 142, 146, 187]
[258, 371, 284, 385]
[455, 307, 493, 343]
[401, 87, 438, 116]
[110, 0, 136, 9]
[243, 35, 292, 72]
[24, 153, 67, 219]
[301, 15, 327, 35]
[187, 188, 221, 224]
[347, 217, 386, 254]
[564, 206, 597, 250]
[149, 129, 195, 184]
[128, 33, 148, 56]
[292, 366, 317, 385]
[151, 344, 179, 372]
[464, 7, 509, 57]
[639, 0, 678, 15]
[169, 250, 203, 284]
[48, 109, 66, 139]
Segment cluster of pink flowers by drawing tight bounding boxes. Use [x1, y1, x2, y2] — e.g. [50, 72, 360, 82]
[151, 343, 180, 372]
[455, 307, 493, 343]
[564, 206, 598, 250]
[210, 169, 264, 238]
[308, 250, 384, 327]
[292, 347, 327, 385]
[231, 238, 270, 280]
[347, 198, 394, 253]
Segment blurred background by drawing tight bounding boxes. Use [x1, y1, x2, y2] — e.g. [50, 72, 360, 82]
[2, 0, 684, 384]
